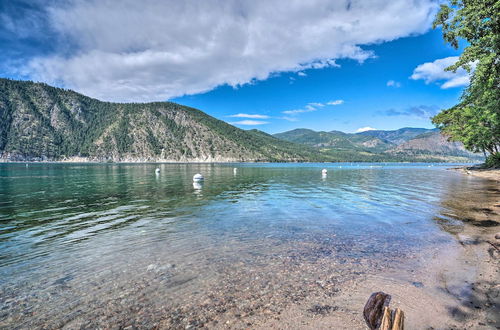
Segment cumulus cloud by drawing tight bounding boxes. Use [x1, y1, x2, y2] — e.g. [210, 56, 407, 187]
[13, 0, 438, 102]
[356, 126, 377, 133]
[230, 120, 269, 126]
[410, 56, 472, 89]
[386, 80, 401, 87]
[282, 100, 344, 115]
[228, 113, 270, 119]
[297, 72, 307, 77]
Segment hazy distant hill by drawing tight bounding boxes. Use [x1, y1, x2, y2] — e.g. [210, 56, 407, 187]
[274, 128, 391, 153]
[274, 128, 482, 162]
[0, 78, 328, 162]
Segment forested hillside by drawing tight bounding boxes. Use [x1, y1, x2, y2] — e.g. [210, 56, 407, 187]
[0, 79, 329, 162]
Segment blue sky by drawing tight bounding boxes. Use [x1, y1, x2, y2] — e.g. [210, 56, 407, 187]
[0, 0, 469, 134]
[173, 30, 465, 133]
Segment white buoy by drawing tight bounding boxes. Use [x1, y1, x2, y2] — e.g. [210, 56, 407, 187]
[193, 182, 203, 190]
[322, 169, 328, 175]
[155, 168, 160, 174]
[233, 168, 238, 175]
[193, 173, 204, 182]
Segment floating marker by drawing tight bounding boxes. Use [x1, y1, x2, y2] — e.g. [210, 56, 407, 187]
[193, 182, 203, 190]
[233, 168, 238, 175]
[155, 168, 160, 174]
[322, 169, 328, 174]
[193, 173, 204, 182]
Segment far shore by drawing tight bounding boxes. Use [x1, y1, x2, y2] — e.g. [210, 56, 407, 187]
[0, 160, 482, 165]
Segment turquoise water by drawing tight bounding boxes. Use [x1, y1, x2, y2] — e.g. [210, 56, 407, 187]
[0, 163, 492, 328]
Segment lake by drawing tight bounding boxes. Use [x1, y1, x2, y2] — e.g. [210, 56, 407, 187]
[0, 163, 497, 328]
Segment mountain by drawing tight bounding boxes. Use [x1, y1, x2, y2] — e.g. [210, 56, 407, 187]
[274, 128, 482, 162]
[0, 78, 482, 163]
[386, 130, 478, 159]
[357, 127, 435, 145]
[274, 128, 391, 153]
[0, 78, 329, 162]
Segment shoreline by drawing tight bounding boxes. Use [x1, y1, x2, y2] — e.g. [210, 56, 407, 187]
[0, 160, 481, 165]
[452, 166, 500, 182]
[255, 176, 500, 329]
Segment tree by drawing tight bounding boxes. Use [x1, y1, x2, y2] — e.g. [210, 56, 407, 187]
[432, 0, 500, 167]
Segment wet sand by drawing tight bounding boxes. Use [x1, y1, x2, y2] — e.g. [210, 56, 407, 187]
[454, 166, 500, 182]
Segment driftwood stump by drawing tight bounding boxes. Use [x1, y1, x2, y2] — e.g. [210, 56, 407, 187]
[363, 292, 404, 330]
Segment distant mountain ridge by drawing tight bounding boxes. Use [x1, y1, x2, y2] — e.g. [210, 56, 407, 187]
[357, 127, 438, 145]
[274, 128, 482, 162]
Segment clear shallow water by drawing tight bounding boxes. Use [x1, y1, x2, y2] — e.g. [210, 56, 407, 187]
[0, 163, 493, 328]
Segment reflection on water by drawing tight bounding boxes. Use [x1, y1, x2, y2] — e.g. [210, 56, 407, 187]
[0, 163, 495, 328]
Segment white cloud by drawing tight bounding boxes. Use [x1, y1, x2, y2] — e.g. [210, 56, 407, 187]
[17, 0, 438, 102]
[297, 72, 307, 77]
[440, 75, 470, 89]
[282, 99, 344, 115]
[386, 80, 401, 87]
[356, 126, 377, 133]
[282, 108, 314, 115]
[410, 56, 472, 89]
[228, 113, 270, 119]
[281, 116, 299, 122]
[230, 120, 269, 125]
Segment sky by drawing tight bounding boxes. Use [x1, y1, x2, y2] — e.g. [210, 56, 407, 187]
[0, 0, 470, 134]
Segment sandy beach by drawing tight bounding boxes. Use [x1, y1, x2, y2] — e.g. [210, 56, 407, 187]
[454, 167, 500, 182]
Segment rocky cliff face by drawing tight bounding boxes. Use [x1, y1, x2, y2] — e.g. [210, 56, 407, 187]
[0, 79, 321, 162]
[387, 131, 475, 157]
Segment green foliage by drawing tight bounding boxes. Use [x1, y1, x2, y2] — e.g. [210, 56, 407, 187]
[484, 152, 500, 168]
[432, 0, 500, 166]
